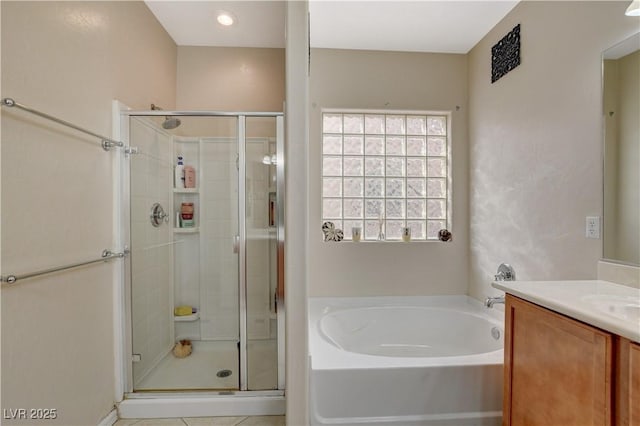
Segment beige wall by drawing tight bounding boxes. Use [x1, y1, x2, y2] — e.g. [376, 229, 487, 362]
[177, 46, 285, 112]
[175, 47, 284, 138]
[308, 48, 468, 296]
[467, 1, 639, 301]
[1, 1, 176, 424]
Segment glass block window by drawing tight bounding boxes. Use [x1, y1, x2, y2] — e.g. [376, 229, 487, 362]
[322, 111, 451, 241]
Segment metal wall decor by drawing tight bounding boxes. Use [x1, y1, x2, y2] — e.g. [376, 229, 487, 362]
[491, 24, 521, 83]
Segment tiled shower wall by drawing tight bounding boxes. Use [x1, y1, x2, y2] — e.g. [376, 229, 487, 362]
[130, 118, 174, 385]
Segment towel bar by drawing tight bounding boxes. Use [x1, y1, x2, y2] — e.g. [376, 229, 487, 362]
[1, 97, 124, 151]
[1, 249, 128, 285]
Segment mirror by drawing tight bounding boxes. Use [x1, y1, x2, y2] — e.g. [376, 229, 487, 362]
[602, 33, 640, 266]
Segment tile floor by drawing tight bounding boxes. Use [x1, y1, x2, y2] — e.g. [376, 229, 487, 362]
[114, 416, 285, 426]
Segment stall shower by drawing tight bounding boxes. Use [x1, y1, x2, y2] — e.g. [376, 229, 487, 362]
[121, 111, 284, 395]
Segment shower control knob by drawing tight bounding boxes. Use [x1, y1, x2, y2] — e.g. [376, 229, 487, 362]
[150, 203, 168, 227]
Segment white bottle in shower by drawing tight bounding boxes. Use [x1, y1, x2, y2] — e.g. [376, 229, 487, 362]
[175, 156, 185, 189]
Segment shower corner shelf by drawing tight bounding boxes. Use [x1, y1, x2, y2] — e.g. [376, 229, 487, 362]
[174, 312, 200, 322]
[174, 227, 199, 234]
[173, 188, 199, 194]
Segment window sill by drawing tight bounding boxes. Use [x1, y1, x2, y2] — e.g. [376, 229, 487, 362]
[324, 240, 446, 243]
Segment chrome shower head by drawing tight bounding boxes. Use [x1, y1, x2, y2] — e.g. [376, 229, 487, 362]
[162, 117, 181, 129]
[150, 104, 181, 130]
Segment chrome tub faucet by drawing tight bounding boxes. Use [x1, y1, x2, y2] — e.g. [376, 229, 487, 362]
[485, 263, 516, 308]
[485, 296, 505, 308]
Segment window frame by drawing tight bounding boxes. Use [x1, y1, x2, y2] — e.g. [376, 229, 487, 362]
[321, 108, 453, 242]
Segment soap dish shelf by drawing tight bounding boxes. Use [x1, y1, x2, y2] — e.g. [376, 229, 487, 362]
[174, 227, 199, 234]
[174, 312, 200, 322]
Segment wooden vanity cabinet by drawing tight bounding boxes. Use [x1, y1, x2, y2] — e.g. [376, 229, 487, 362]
[503, 294, 613, 426]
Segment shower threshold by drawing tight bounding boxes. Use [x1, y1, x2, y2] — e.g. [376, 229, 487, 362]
[122, 339, 284, 418]
[118, 390, 285, 419]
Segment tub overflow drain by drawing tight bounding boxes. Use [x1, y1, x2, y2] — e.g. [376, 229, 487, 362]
[217, 369, 233, 378]
[491, 327, 501, 340]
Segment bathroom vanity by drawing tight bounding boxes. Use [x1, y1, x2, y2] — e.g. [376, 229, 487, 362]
[493, 280, 639, 426]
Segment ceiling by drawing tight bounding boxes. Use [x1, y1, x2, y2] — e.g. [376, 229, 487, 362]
[603, 32, 640, 59]
[145, 0, 520, 54]
[144, 1, 286, 48]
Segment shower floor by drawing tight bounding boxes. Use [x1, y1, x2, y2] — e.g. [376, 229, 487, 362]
[135, 339, 277, 391]
[135, 340, 238, 391]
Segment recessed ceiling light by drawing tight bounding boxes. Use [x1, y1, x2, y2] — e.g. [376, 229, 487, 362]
[217, 11, 235, 26]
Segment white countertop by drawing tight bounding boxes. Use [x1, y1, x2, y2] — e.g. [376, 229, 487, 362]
[492, 280, 640, 343]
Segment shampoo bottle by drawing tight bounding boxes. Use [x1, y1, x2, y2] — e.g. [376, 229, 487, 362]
[175, 156, 185, 189]
[184, 165, 196, 188]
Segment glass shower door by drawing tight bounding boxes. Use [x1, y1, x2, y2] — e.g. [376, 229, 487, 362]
[128, 116, 176, 390]
[244, 116, 281, 390]
[129, 115, 242, 391]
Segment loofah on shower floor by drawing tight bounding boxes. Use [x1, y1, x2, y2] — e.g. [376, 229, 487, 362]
[173, 339, 192, 358]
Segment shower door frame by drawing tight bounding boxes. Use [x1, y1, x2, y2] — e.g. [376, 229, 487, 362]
[115, 108, 285, 398]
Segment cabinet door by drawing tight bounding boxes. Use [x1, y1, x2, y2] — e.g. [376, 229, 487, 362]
[504, 295, 613, 426]
[616, 338, 640, 426]
[631, 342, 640, 426]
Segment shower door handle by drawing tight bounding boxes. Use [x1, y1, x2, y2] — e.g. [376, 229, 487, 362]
[233, 235, 240, 253]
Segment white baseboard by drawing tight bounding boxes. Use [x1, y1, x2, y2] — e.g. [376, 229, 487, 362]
[97, 408, 118, 426]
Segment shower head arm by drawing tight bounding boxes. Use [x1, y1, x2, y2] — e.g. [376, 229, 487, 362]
[150, 104, 181, 129]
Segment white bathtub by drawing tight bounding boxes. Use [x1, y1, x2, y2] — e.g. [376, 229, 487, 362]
[309, 296, 504, 426]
